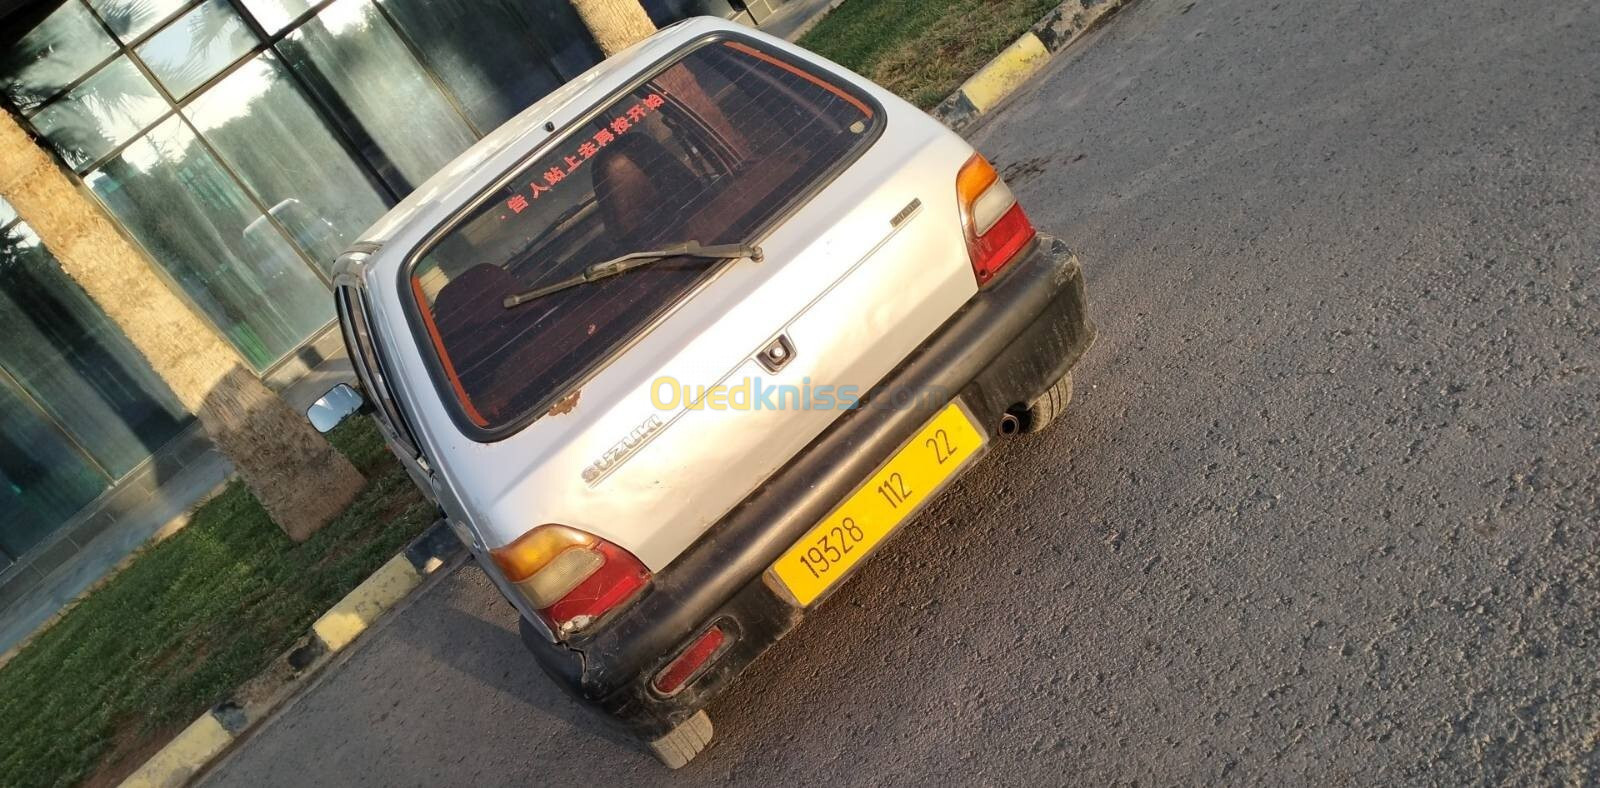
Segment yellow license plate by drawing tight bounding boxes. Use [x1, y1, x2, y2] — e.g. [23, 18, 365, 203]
[768, 402, 987, 607]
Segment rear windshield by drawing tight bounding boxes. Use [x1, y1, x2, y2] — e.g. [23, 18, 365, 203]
[406, 37, 880, 437]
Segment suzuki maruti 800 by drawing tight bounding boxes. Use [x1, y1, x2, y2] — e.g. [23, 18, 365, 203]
[312, 17, 1095, 768]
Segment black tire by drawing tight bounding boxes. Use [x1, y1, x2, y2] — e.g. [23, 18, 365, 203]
[647, 710, 714, 769]
[1025, 373, 1073, 433]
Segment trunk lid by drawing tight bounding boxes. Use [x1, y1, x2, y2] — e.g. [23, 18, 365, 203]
[398, 35, 978, 568]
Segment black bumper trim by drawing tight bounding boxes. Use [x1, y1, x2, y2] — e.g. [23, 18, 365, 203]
[524, 235, 1095, 735]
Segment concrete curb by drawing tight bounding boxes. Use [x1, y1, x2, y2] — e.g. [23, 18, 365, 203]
[118, 520, 465, 788]
[931, 0, 1132, 132]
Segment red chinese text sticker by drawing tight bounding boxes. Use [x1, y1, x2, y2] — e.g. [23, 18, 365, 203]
[505, 93, 665, 215]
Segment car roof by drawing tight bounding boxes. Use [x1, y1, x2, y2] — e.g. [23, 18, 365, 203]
[351, 17, 738, 253]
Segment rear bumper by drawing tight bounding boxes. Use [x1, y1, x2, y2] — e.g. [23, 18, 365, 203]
[523, 235, 1095, 737]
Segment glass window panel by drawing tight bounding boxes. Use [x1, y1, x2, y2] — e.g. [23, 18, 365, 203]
[0, 379, 108, 559]
[135, 0, 257, 98]
[84, 117, 331, 370]
[90, 0, 194, 42]
[238, 0, 313, 35]
[0, 2, 118, 112]
[377, 0, 599, 132]
[187, 52, 388, 271]
[532, 0, 606, 81]
[30, 56, 169, 171]
[409, 41, 879, 429]
[279, 0, 477, 189]
[0, 222, 188, 477]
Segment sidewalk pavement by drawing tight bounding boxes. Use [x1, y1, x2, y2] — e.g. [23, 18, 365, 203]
[754, 0, 846, 41]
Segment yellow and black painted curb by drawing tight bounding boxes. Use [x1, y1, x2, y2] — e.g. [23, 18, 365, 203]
[932, 0, 1132, 132]
[118, 522, 464, 788]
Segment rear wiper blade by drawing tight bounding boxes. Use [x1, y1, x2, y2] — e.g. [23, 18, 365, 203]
[503, 240, 763, 309]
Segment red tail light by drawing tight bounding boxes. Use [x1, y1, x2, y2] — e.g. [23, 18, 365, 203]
[956, 154, 1037, 285]
[490, 525, 650, 637]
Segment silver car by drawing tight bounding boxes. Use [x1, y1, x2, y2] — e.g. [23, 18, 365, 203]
[316, 17, 1094, 768]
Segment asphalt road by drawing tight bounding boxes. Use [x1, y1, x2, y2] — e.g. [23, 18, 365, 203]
[204, 0, 1599, 783]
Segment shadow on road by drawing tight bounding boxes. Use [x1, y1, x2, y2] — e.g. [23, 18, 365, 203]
[395, 568, 645, 753]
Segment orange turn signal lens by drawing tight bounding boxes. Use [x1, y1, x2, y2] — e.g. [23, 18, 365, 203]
[955, 154, 1001, 228]
[490, 524, 596, 583]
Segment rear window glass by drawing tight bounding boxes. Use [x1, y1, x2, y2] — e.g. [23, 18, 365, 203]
[406, 37, 879, 436]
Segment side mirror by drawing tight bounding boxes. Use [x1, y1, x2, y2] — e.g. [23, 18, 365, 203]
[307, 383, 366, 433]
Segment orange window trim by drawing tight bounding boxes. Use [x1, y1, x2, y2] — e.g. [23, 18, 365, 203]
[721, 41, 875, 119]
[410, 276, 490, 427]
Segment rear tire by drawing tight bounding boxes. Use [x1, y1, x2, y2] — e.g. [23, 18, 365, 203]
[1024, 373, 1074, 433]
[647, 710, 714, 769]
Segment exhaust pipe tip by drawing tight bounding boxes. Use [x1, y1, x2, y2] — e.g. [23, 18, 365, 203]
[998, 412, 1022, 435]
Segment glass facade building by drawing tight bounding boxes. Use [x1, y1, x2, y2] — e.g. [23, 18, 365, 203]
[0, 0, 609, 572]
[0, 196, 189, 565]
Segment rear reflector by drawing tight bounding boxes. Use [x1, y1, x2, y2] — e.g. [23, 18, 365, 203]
[653, 625, 726, 696]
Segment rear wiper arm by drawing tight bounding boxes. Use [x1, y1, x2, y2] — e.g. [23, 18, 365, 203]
[503, 241, 763, 309]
